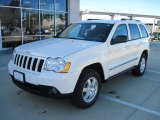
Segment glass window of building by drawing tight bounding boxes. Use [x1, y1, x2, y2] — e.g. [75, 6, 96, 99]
[56, 13, 67, 35]
[40, 0, 54, 10]
[21, 0, 39, 9]
[40, 11, 55, 39]
[0, 7, 21, 47]
[55, 0, 67, 12]
[22, 9, 39, 43]
[0, 0, 20, 7]
[0, 0, 68, 48]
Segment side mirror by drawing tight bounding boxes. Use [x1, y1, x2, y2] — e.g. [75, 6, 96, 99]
[111, 35, 128, 45]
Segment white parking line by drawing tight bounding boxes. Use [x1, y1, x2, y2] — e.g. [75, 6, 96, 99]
[0, 67, 8, 71]
[146, 70, 160, 74]
[100, 94, 160, 117]
[0, 64, 159, 116]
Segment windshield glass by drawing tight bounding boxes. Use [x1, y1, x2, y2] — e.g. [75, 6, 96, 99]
[58, 23, 113, 42]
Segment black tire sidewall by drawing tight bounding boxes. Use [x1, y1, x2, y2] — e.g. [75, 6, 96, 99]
[132, 54, 147, 76]
[71, 69, 101, 108]
[139, 54, 147, 75]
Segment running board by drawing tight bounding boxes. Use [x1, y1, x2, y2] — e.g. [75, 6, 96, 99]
[106, 66, 136, 81]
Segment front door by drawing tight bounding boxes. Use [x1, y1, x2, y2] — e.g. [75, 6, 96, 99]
[108, 24, 130, 77]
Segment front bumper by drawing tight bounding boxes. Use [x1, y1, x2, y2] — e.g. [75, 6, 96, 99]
[8, 60, 80, 94]
[11, 75, 72, 97]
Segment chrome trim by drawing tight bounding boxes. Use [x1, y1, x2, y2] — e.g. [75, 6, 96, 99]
[109, 57, 138, 71]
[13, 53, 45, 73]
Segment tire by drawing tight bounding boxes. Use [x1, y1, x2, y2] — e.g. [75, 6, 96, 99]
[132, 54, 147, 76]
[71, 69, 101, 109]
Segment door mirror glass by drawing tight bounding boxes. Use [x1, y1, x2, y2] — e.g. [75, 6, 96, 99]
[111, 35, 127, 45]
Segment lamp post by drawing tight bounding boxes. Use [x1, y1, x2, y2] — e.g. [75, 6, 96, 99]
[157, 20, 160, 31]
[152, 18, 156, 33]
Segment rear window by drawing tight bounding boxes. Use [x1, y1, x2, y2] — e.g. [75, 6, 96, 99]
[129, 24, 141, 40]
[139, 24, 148, 38]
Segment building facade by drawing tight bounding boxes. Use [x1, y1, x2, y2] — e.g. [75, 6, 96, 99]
[0, 0, 80, 49]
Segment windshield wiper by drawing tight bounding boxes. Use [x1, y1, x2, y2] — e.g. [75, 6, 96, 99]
[67, 37, 85, 40]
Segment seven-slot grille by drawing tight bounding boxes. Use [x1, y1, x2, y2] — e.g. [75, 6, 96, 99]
[13, 53, 45, 72]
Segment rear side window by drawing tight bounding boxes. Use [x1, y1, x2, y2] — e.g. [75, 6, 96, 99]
[129, 24, 141, 40]
[139, 24, 148, 38]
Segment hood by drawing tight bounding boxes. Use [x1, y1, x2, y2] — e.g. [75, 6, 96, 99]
[15, 38, 102, 58]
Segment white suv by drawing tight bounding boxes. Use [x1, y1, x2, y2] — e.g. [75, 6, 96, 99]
[8, 20, 150, 108]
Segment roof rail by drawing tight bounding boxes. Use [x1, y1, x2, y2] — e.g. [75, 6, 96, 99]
[87, 19, 103, 20]
[121, 18, 140, 22]
[121, 18, 130, 20]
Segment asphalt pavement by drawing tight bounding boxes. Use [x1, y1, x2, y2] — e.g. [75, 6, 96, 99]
[0, 41, 160, 120]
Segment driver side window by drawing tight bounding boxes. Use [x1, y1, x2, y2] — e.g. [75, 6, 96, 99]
[111, 24, 128, 45]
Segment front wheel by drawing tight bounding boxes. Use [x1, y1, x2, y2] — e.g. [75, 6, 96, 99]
[132, 54, 147, 76]
[71, 69, 101, 109]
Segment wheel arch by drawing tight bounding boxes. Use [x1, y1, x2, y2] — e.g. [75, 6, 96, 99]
[78, 63, 105, 83]
[71, 63, 104, 108]
[142, 50, 148, 60]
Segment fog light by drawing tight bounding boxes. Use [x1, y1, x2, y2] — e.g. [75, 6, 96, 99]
[52, 87, 58, 94]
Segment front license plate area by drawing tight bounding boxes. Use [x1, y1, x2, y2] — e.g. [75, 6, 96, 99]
[14, 71, 24, 83]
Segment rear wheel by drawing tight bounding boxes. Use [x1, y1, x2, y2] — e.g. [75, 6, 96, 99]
[132, 54, 147, 76]
[71, 69, 101, 109]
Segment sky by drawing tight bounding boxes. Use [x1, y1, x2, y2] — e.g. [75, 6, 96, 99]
[80, 0, 160, 16]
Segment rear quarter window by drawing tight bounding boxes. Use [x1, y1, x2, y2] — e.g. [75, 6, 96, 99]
[129, 24, 141, 40]
[139, 24, 148, 38]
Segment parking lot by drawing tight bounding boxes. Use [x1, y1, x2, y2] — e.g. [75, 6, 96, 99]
[0, 41, 160, 120]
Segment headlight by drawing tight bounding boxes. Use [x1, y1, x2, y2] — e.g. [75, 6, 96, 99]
[44, 57, 71, 73]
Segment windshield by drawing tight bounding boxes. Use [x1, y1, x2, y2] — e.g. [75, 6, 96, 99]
[58, 23, 113, 42]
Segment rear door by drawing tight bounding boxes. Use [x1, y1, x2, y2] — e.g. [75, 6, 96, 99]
[126, 24, 142, 67]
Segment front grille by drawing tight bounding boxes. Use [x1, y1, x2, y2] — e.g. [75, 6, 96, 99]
[14, 53, 45, 72]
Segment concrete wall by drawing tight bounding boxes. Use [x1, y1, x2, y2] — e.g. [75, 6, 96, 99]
[68, 0, 80, 24]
